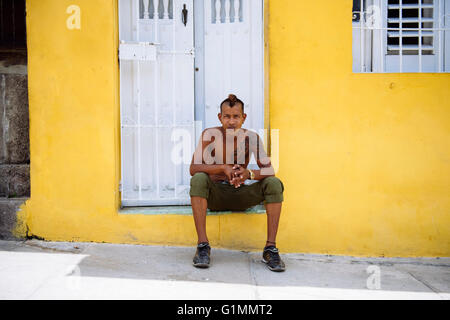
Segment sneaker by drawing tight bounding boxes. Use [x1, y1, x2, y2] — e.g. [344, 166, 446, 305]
[262, 246, 286, 272]
[193, 242, 211, 268]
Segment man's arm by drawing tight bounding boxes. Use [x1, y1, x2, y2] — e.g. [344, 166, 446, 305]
[247, 132, 275, 179]
[231, 163, 274, 184]
[190, 163, 225, 176]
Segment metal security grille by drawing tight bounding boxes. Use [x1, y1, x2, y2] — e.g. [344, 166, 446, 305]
[386, 0, 435, 55]
[352, 0, 450, 72]
[119, 0, 195, 206]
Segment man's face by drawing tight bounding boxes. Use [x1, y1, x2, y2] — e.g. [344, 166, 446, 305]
[218, 104, 247, 131]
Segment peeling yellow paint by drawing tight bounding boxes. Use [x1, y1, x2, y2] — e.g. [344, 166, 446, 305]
[12, 202, 29, 239]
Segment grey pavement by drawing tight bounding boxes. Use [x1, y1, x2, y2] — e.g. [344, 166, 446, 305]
[0, 240, 449, 300]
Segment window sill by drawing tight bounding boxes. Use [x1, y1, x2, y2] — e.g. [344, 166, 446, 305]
[119, 205, 266, 216]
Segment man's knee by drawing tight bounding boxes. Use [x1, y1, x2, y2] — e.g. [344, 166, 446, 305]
[262, 176, 283, 193]
[191, 172, 209, 187]
[262, 176, 284, 203]
[190, 173, 211, 199]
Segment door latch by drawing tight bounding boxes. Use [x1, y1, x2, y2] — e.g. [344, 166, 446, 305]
[182, 4, 188, 26]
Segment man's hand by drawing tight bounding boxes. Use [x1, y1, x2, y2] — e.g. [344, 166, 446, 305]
[223, 165, 244, 188]
[222, 165, 250, 188]
[230, 165, 250, 188]
[222, 165, 235, 184]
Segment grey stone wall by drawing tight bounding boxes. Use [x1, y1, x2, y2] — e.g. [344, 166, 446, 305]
[0, 53, 30, 239]
[0, 73, 30, 198]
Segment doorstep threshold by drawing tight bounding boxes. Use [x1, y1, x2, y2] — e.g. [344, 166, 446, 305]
[119, 205, 266, 216]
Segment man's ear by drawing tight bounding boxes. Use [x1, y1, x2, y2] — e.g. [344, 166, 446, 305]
[218, 113, 222, 122]
[242, 113, 247, 123]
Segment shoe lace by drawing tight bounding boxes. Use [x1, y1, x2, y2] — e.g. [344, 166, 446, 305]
[267, 249, 281, 263]
[198, 246, 210, 258]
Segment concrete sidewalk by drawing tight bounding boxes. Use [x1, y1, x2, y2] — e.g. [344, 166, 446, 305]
[0, 240, 448, 300]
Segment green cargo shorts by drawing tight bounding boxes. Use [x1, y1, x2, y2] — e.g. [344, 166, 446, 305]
[189, 172, 284, 211]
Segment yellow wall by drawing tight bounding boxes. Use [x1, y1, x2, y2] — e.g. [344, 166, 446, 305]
[19, 0, 450, 257]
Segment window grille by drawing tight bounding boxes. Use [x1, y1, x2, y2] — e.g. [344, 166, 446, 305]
[387, 0, 435, 55]
[353, 0, 450, 72]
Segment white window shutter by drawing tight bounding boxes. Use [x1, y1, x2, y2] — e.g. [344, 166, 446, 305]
[444, 0, 450, 71]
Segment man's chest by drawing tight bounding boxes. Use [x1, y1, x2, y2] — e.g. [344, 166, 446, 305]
[206, 138, 250, 165]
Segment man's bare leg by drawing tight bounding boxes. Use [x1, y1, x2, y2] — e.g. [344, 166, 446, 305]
[263, 202, 286, 272]
[191, 196, 209, 244]
[265, 202, 282, 247]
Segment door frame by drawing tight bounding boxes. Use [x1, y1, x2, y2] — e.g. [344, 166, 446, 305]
[117, 0, 271, 207]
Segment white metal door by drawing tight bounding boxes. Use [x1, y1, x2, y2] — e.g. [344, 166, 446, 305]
[119, 0, 195, 206]
[200, 0, 264, 132]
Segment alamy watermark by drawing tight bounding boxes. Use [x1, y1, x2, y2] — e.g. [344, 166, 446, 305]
[66, 5, 81, 30]
[170, 121, 280, 174]
[366, 265, 381, 290]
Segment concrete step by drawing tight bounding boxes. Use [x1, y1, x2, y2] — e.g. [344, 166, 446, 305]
[0, 197, 28, 240]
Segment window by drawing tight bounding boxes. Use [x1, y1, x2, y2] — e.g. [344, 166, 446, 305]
[353, 0, 450, 72]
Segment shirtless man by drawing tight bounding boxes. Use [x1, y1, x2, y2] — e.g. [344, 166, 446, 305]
[189, 94, 285, 272]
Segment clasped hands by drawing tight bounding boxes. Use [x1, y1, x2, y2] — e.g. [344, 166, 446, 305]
[223, 164, 250, 188]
